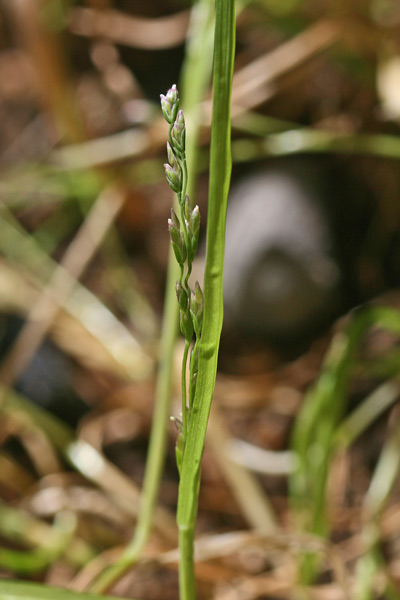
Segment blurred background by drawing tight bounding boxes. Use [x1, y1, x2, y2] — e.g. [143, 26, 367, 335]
[1, 1, 400, 598]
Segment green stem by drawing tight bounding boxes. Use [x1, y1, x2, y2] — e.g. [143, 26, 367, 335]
[184, 263, 192, 296]
[88, 0, 217, 592]
[178, 154, 192, 287]
[176, 0, 235, 597]
[89, 252, 180, 594]
[178, 523, 196, 599]
[189, 337, 200, 410]
[180, 152, 189, 204]
[181, 340, 190, 437]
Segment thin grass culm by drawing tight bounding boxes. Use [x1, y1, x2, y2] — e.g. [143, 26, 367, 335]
[161, 84, 203, 599]
[162, 1, 235, 597]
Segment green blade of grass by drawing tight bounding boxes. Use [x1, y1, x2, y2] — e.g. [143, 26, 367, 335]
[0, 580, 127, 600]
[290, 306, 400, 583]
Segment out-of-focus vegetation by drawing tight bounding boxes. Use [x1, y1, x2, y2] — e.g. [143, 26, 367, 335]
[1, 1, 400, 599]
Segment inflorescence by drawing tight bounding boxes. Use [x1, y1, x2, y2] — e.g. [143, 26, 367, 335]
[161, 85, 203, 472]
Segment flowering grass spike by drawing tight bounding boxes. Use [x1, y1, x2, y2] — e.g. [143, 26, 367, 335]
[161, 85, 202, 470]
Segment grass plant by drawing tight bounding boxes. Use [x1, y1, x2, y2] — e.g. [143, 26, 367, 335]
[290, 306, 400, 585]
[87, 1, 217, 595]
[164, 1, 235, 597]
[4, 2, 400, 599]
